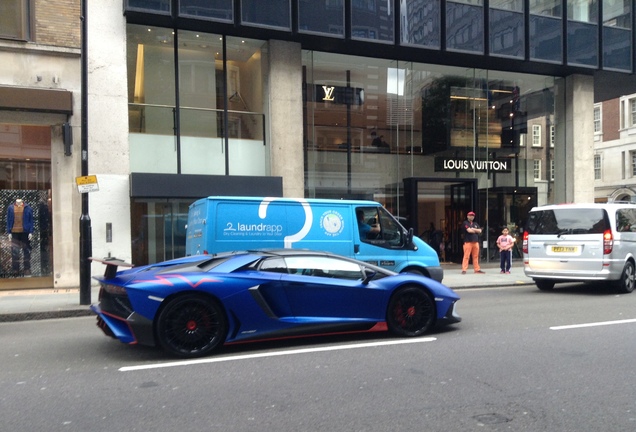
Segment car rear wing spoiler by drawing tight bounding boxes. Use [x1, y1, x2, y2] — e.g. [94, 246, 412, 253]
[90, 257, 134, 279]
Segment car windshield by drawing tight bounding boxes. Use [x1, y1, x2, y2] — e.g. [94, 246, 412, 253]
[526, 208, 609, 235]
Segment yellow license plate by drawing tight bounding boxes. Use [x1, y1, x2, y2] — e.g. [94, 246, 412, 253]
[552, 246, 578, 253]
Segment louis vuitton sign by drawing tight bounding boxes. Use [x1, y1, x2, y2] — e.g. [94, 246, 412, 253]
[314, 85, 364, 105]
[435, 157, 511, 173]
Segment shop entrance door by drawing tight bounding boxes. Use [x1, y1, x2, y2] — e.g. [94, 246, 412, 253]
[403, 177, 477, 264]
[448, 182, 476, 262]
[131, 199, 190, 266]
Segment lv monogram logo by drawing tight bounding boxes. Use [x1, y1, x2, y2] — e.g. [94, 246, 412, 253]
[322, 85, 335, 101]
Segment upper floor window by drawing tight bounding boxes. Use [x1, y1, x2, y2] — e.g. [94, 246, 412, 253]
[593, 105, 601, 133]
[126, 0, 170, 13]
[620, 96, 636, 129]
[550, 125, 555, 147]
[631, 151, 636, 176]
[594, 154, 601, 179]
[0, 0, 33, 41]
[533, 159, 542, 180]
[550, 159, 555, 180]
[532, 124, 542, 147]
[519, 133, 526, 147]
[242, 0, 291, 30]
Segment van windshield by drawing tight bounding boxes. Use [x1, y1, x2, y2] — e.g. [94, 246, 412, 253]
[526, 208, 609, 235]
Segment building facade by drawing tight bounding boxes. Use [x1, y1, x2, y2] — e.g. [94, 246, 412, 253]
[0, 0, 80, 289]
[1, 0, 633, 289]
[594, 93, 636, 202]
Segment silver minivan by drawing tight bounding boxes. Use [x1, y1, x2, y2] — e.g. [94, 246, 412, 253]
[523, 203, 636, 293]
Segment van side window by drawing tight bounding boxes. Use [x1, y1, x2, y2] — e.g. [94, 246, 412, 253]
[356, 206, 404, 248]
[616, 208, 636, 232]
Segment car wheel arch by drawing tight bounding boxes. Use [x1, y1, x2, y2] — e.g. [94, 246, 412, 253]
[400, 266, 429, 278]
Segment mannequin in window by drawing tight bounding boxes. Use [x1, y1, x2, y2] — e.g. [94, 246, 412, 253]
[6, 198, 34, 276]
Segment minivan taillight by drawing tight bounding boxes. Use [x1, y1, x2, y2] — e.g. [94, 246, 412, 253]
[603, 229, 613, 254]
[522, 231, 529, 254]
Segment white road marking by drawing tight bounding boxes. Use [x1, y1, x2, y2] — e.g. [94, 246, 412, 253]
[119, 337, 437, 372]
[550, 318, 636, 331]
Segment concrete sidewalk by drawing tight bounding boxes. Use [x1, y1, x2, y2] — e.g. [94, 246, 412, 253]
[0, 261, 534, 322]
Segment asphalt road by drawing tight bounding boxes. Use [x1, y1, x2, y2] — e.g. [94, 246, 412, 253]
[2, 283, 636, 432]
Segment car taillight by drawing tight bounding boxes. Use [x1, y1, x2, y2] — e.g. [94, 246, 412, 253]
[522, 231, 529, 254]
[103, 283, 127, 296]
[603, 229, 613, 254]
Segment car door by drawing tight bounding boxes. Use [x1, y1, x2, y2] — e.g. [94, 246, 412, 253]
[280, 256, 386, 320]
[355, 206, 406, 272]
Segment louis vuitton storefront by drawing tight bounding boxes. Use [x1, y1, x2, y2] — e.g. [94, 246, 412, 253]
[302, 52, 553, 261]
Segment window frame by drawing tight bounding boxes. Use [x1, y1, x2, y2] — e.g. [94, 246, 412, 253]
[594, 154, 601, 180]
[621, 96, 636, 129]
[550, 124, 555, 147]
[0, 0, 34, 41]
[593, 104, 602, 134]
[550, 158, 555, 181]
[533, 159, 542, 180]
[532, 124, 542, 147]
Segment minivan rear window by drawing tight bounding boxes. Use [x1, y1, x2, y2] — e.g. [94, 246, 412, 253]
[526, 208, 609, 235]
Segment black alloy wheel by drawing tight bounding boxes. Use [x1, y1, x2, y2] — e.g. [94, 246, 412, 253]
[156, 294, 227, 358]
[386, 286, 435, 337]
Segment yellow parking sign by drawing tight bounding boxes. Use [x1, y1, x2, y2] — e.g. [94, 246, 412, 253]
[76, 175, 99, 193]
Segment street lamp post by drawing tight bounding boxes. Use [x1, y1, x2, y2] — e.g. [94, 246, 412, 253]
[79, 0, 92, 305]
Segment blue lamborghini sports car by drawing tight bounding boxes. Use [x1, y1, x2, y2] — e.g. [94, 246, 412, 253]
[90, 249, 461, 358]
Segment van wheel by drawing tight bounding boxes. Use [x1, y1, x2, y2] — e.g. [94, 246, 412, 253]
[615, 261, 635, 294]
[535, 279, 555, 291]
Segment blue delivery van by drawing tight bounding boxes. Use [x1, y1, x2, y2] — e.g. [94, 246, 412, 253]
[185, 196, 443, 282]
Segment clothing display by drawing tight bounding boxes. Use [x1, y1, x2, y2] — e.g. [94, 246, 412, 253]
[6, 199, 34, 275]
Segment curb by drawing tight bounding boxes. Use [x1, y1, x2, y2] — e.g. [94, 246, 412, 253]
[0, 308, 93, 323]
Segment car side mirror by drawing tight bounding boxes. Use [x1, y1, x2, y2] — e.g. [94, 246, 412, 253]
[407, 228, 415, 249]
[361, 267, 377, 285]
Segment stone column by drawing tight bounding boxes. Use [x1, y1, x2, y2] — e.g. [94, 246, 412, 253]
[267, 40, 304, 198]
[554, 74, 595, 203]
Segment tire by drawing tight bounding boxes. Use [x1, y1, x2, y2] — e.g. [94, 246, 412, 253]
[535, 279, 555, 291]
[156, 294, 227, 358]
[401, 268, 424, 277]
[386, 286, 435, 337]
[615, 261, 635, 294]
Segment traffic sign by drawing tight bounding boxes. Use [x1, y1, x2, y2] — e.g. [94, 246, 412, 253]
[76, 175, 99, 193]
